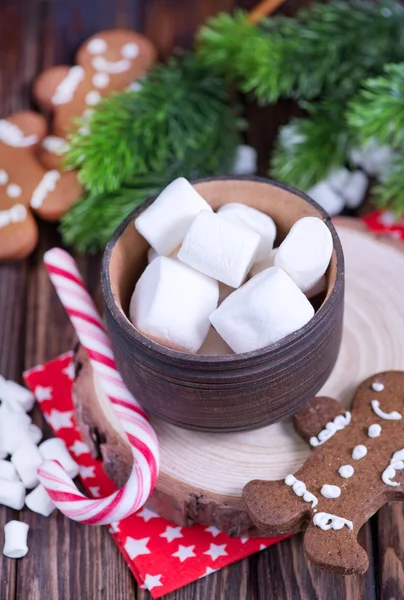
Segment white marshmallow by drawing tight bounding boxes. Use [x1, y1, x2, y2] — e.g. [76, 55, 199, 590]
[28, 424, 43, 445]
[305, 274, 327, 299]
[39, 438, 79, 479]
[0, 412, 32, 455]
[25, 484, 56, 517]
[342, 170, 368, 209]
[0, 376, 35, 412]
[210, 266, 315, 353]
[231, 144, 258, 175]
[0, 481, 25, 510]
[350, 140, 393, 177]
[327, 168, 351, 194]
[135, 178, 212, 256]
[147, 246, 159, 263]
[178, 210, 260, 288]
[307, 181, 345, 216]
[275, 217, 333, 293]
[11, 443, 43, 489]
[0, 460, 19, 482]
[249, 248, 277, 278]
[218, 203, 276, 264]
[130, 257, 219, 353]
[3, 521, 29, 558]
[197, 326, 234, 356]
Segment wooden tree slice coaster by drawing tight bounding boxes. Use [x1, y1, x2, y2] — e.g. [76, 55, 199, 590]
[73, 218, 404, 535]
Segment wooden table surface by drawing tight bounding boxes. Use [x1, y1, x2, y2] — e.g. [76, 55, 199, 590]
[1, 0, 404, 598]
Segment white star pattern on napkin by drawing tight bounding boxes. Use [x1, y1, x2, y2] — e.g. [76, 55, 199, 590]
[205, 525, 221, 538]
[35, 386, 53, 401]
[89, 486, 100, 498]
[240, 537, 249, 544]
[108, 522, 120, 534]
[203, 567, 218, 577]
[172, 545, 196, 562]
[62, 362, 75, 380]
[79, 465, 96, 479]
[160, 525, 183, 543]
[47, 409, 74, 430]
[204, 543, 228, 561]
[137, 507, 159, 522]
[69, 440, 90, 456]
[124, 536, 151, 560]
[141, 574, 163, 591]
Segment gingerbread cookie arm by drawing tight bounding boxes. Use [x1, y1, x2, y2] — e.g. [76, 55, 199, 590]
[0, 210, 38, 261]
[33, 66, 73, 111]
[294, 396, 348, 445]
[242, 479, 312, 535]
[1, 111, 47, 147]
[303, 522, 368, 575]
[31, 170, 83, 221]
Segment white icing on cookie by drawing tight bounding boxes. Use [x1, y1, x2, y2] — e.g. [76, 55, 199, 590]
[371, 399, 402, 420]
[285, 474, 318, 508]
[85, 90, 101, 106]
[42, 136, 68, 155]
[30, 171, 60, 209]
[321, 484, 341, 499]
[382, 448, 404, 487]
[7, 184, 22, 198]
[368, 423, 382, 438]
[0, 204, 27, 228]
[92, 72, 110, 88]
[313, 512, 353, 531]
[352, 445, 367, 460]
[309, 412, 351, 447]
[121, 42, 139, 59]
[339, 465, 354, 478]
[372, 382, 384, 392]
[52, 66, 85, 105]
[0, 169, 8, 185]
[87, 38, 108, 54]
[0, 120, 38, 147]
[92, 56, 131, 74]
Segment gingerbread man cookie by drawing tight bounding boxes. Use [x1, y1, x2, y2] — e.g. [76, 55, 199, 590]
[0, 111, 82, 260]
[34, 29, 157, 169]
[243, 371, 404, 575]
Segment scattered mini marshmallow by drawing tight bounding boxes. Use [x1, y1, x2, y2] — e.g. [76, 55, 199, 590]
[0, 480, 25, 510]
[274, 217, 333, 293]
[28, 423, 43, 445]
[0, 412, 32, 455]
[249, 248, 277, 278]
[307, 180, 345, 216]
[210, 266, 315, 353]
[0, 376, 35, 412]
[0, 459, 19, 482]
[130, 257, 219, 353]
[3, 521, 29, 559]
[197, 326, 234, 356]
[231, 145, 258, 176]
[350, 140, 393, 177]
[11, 442, 43, 489]
[218, 203, 276, 264]
[327, 167, 351, 193]
[343, 170, 368, 209]
[25, 484, 56, 517]
[39, 438, 80, 479]
[178, 210, 260, 288]
[135, 178, 212, 256]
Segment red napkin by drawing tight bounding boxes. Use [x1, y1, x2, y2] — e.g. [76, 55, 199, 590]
[363, 210, 404, 241]
[24, 353, 286, 598]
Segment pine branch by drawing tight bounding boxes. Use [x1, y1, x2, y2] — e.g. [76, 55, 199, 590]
[374, 154, 404, 216]
[348, 63, 404, 150]
[197, 1, 404, 105]
[66, 53, 244, 194]
[270, 102, 349, 190]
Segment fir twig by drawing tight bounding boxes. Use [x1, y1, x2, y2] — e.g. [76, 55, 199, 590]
[348, 63, 404, 149]
[374, 154, 404, 216]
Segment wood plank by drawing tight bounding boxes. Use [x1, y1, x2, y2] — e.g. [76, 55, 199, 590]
[377, 502, 404, 600]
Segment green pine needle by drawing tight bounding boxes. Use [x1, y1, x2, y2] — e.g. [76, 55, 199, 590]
[374, 154, 404, 216]
[348, 63, 404, 149]
[270, 102, 349, 191]
[197, 1, 404, 105]
[66, 53, 244, 195]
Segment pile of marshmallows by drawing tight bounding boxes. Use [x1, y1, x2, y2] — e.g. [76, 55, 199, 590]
[0, 376, 79, 559]
[131, 178, 333, 355]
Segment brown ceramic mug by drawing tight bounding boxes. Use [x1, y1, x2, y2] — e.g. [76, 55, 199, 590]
[101, 176, 344, 432]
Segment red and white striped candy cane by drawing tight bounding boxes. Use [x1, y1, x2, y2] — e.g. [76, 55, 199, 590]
[41, 247, 159, 525]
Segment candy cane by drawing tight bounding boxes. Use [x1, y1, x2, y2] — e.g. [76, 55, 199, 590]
[41, 247, 159, 525]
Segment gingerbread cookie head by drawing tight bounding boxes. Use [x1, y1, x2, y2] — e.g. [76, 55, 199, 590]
[34, 29, 157, 140]
[243, 371, 404, 575]
[0, 111, 82, 260]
